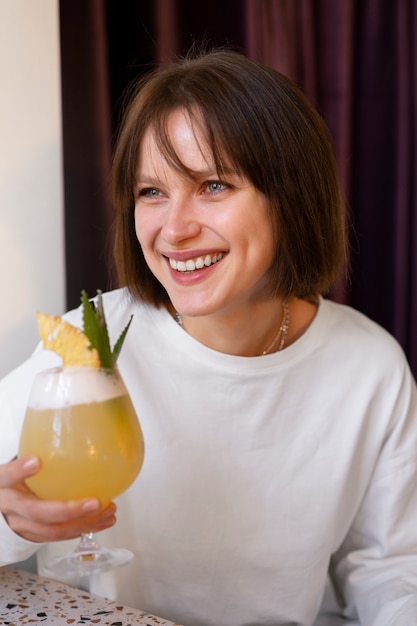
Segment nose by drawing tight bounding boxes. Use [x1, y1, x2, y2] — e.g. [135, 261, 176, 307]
[161, 195, 202, 244]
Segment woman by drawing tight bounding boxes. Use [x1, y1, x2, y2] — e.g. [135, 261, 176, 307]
[1, 49, 417, 626]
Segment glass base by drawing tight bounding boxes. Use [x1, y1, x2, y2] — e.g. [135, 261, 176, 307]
[43, 544, 134, 577]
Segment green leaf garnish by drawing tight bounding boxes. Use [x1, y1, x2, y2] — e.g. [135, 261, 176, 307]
[81, 290, 133, 369]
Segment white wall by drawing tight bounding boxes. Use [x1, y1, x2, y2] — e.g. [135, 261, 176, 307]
[0, 0, 65, 379]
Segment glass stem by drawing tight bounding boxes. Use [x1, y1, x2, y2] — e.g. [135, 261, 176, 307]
[75, 532, 101, 561]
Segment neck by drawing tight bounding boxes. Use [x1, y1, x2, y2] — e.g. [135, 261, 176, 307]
[173, 299, 292, 357]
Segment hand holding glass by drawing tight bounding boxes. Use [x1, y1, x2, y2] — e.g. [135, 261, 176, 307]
[18, 366, 144, 577]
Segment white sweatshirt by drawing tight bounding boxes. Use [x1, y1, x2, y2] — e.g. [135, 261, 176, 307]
[1, 289, 417, 626]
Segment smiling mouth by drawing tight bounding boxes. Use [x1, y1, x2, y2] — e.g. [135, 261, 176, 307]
[169, 253, 225, 273]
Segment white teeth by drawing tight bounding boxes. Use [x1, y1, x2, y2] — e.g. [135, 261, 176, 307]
[169, 253, 224, 272]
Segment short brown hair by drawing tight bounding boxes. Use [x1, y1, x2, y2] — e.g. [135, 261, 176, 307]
[112, 48, 348, 305]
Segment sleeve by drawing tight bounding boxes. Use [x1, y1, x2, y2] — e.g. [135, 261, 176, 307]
[0, 345, 60, 564]
[331, 359, 417, 625]
[0, 304, 86, 565]
[0, 512, 40, 566]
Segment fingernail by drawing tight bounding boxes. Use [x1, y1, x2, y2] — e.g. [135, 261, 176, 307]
[22, 457, 40, 472]
[82, 499, 100, 514]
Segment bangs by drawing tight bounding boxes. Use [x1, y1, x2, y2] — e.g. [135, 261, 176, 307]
[142, 106, 247, 183]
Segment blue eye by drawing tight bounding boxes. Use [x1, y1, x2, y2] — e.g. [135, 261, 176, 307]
[206, 181, 228, 194]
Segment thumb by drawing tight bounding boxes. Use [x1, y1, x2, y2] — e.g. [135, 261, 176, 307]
[0, 456, 41, 489]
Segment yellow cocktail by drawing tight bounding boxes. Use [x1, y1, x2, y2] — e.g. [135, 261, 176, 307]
[19, 377, 144, 502]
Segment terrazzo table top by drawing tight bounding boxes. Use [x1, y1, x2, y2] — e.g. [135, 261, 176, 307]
[0, 565, 182, 625]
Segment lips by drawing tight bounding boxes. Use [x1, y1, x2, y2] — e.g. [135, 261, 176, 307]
[169, 253, 225, 272]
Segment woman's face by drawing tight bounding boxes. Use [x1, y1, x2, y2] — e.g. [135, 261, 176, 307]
[134, 109, 276, 320]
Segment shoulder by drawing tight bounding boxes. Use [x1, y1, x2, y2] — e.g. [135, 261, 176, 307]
[100, 287, 138, 317]
[62, 287, 145, 325]
[318, 298, 410, 375]
[322, 298, 401, 345]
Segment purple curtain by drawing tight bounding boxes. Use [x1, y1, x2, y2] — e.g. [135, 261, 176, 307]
[245, 0, 417, 372]
[59, 0, 417, 375]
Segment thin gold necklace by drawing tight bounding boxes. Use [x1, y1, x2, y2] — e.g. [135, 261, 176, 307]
[261, 299, 290, 355]
[175, 299, 290, 356]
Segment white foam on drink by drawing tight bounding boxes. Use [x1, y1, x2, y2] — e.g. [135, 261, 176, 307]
[28, 368, 126, 409]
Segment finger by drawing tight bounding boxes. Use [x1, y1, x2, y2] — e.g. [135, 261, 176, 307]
[1, 488, 115, 525]
[5, 504, 117, 543]
[0, 457, 41, 489]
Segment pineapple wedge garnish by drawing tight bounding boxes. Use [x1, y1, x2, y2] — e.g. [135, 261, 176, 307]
[37, 290, 132, 369]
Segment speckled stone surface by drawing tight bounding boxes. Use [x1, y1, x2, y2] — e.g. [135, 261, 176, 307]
[0, 566, 182, 625]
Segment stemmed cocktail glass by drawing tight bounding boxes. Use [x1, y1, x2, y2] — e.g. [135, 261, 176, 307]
[19, 365, 144, 577]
